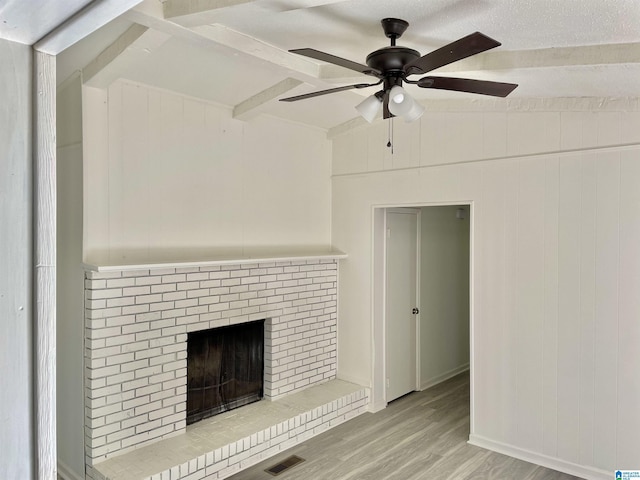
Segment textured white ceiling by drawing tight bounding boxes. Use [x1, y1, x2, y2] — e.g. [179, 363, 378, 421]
[54, 0, 640, 130]
[0, 0, 95, 44]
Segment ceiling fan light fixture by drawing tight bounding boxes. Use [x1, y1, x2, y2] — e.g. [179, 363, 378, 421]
[355, 94, 383, 123]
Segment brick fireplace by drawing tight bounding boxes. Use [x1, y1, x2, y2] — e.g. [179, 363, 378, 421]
[83, 255, 357, 479]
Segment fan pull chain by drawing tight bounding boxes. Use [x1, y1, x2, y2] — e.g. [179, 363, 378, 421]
[387, 117, 394, 155]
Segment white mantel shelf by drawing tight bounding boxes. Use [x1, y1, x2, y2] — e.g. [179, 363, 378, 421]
[83, 247, 347, 272]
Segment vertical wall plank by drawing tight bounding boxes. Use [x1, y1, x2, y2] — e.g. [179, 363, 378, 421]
[482, 112, 507, 159]
[502, 160, 520, 444]
[121, 82, 150, 252]
[578, 155, 597, 466]
[593, 152, 620, 470]
[542, 156, 560, 457]
[470, 161, 505, 440]
[107, 81, 123, 260]
[516, 158, 546, 452]
[617, 153, 640, 467]
[82, 86, 110, 260]
[557, 155, 582, 463]
[34, 49, 57, 480]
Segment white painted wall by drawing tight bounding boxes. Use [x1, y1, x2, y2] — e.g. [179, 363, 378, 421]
[57, 73, 86, 480]
[0, 37, 34, 479]
[83, 80, 332, 265]
[332, 98, 640, 478]
[419, 205, 470, 389]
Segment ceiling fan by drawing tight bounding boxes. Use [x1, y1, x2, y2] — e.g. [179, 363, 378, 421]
[280, 18, 518, 123]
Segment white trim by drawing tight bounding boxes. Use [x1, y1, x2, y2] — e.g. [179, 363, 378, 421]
[468, 434, 611, 480]
[34, 49, 57, 480]
[371, 201, 473, 419]
[468, 201, 476, 435]
[332, 142, 640, 178]
[57, 460, 84, 480]
[83, 249, 348, 272]
[414, 209, 421, 391]
[420, 363, 470, 391]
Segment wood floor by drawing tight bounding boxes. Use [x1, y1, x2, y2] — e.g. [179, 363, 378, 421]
[229, 373, 583, 480]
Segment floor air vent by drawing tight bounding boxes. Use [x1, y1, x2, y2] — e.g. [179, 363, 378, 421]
[265, 455, 305, 476]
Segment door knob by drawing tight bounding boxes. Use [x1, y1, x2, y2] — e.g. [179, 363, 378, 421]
[412, 308, 419, 314]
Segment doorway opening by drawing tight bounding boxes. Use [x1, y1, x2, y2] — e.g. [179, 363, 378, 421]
[373, 203, 472, 422]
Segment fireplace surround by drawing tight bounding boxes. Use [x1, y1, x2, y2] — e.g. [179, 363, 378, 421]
[83, 252, 348, 479]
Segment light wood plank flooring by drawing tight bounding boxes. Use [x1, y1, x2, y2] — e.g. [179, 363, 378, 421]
[229, 373, 583, 480]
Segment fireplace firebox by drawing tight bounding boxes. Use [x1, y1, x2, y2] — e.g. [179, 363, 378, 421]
[186, 320, 264, 425]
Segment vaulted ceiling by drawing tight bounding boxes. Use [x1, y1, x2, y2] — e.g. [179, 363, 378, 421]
[10, 0, 640, 131]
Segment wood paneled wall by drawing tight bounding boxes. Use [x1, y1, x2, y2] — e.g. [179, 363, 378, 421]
[83, 80, 332, 264]
[331, 100, 640, 477]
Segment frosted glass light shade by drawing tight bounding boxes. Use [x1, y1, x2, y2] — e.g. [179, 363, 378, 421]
[388, 86, 413, 117]
[388, 85, 425, 123]
[403, 100, 425, 123]
[355, 95, 382, 123]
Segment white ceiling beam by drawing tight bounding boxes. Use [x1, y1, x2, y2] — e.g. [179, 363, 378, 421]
[163, 0, 253, 24]
[438, 42, 640, 73]
[192, 24, 321, 77]
[34, 0, 143, 55]
[126, 2, 322, 79]
[167, 0, 351, 26]
[233, 78, 303, 120]
[83, 24, 170, 88]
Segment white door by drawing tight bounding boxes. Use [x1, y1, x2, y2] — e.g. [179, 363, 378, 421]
[385, 209, 418, 402]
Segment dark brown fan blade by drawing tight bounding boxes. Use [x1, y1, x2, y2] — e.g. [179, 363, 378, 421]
[418, 76, 518, 97]
[290, 48, 382, 77]
[279, 83, 377, 102]
[405, 32, 501, 75]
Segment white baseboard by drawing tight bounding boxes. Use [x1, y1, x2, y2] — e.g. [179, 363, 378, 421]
[420, 363, 469, 391]
[468, 434, 611, 480]
[57, 460, 84, 480]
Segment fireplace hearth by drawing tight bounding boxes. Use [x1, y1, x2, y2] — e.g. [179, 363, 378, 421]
[187, 320, 264, 424]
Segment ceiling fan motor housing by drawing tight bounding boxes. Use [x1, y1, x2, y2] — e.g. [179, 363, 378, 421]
[366, 46, 420, 75]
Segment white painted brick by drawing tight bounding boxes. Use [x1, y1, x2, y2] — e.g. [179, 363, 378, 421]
[152, 283, 177, 294]
[150, 301, 176, 312]
[122, 304, 150, 315]
[135, 329, 162, 341]
[122, 322, 149, 335]
[199, 279, 221, 288]
[136, 294, 164, 304]
[135, 276, 162, 286]
[123, 286, 151, 296]
[106, 371, 135, 387]
[177, 281, 200, 291]
[221, 278, 241, 287]
[85, 299, 106, 310]
[135, 341, 162, 360]
[208, 271, 230, 280]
